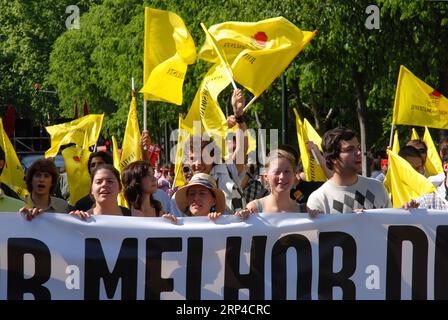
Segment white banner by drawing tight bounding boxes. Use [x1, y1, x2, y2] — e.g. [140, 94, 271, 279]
[1, 209, 447, 300]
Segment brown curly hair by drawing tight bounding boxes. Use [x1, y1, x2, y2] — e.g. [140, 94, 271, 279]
[121, 161, 162, 216]
[25, 159, 59, 194]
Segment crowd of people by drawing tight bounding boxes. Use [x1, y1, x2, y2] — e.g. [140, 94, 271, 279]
[1, 89, 446, 223]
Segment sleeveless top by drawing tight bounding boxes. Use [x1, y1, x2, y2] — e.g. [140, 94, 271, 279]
[255, 199, 305, 213]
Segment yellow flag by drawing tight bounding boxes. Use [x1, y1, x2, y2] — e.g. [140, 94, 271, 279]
[62, 132, 91, 205]
[140, 8, 196, 105]
[120, 96, 142, 170]
[392, 65, 448, 129]
[422, 126, 442, 176]
[173, 115, 188, 188]
[392, 130, 400, 154]
[184, 64, 230, 154]
[199, 17, 315, 97]
[45, 114, 104, 158]
[112, 136, 127, 207]
[293, 109, 326, 182]
[0, 118, 28, 199]
[411, 128, 420, 140]
[200, 23, 233, 78]
[384, 150, 435, 208]
[228, 125, 257, 155]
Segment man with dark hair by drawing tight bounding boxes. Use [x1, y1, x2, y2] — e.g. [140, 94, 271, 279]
[307, 127, 391, 214]
[0, 145, 21, 199]
[398, 146, 424, 175]
[406, 139, 427, 164]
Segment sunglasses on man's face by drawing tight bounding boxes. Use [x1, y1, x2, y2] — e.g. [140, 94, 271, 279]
[183, 166, 191, 173]
[417, 148, 427, 154]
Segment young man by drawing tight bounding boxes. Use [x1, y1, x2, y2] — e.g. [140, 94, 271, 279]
[398, 146, 424, 175]
[307, 127, 391, 214]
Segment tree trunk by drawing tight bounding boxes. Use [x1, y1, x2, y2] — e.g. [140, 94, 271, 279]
[353, 69, 368, 177]
[292, 77, 303, 111]
[310, 96, 321, 131]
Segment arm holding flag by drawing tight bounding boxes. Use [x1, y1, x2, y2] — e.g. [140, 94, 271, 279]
[231, 89, 248, 175]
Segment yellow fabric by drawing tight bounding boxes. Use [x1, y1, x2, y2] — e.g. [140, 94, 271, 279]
[199, 17, 315, 97]
[184, 64, 230, 155]
[173, 115, 188, 188]
[0, 118, 28, 199]
[45, 114, 104, 158]
[411, 128, 420, 140]
[112, 136, 127, 208]
[120, 96, 142, 171]
[423, 126, 442, 176]
[228, 125, 256, 156]
[392, 65, 448, 129]
[200, 23, 233, 76]
[384, 150, 435, 208]
[140, 8, 196, 105]
[392, 130, 400, 154]
[293, 109, 326, 182]
[62, 132, 91, 205]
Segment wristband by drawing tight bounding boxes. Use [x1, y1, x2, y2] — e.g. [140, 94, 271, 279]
[235, 114, 246, 123]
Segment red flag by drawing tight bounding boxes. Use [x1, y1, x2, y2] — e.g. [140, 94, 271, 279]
[73, 103, 78, 119]
[147, 144, 160, 167]
[83, 100, 89, 115]
[4, 105, 16, 136]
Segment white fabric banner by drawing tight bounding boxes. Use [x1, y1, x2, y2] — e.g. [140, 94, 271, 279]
[0, 209, 447, 300]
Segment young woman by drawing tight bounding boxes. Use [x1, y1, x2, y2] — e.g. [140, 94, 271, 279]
[69, 164, 131, 219]
[174, 173, 226, 219]
[121, 161, 164, 217]
[166, 173, 250, 224]
[246, 149, 303, 214]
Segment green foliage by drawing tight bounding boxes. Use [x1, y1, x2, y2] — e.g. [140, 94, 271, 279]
[2, 0, 448, 152]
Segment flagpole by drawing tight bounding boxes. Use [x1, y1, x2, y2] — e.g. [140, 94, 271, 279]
[226, 68, 238, 90]
[143, 100, 147, 131]
[200, 22, 237, 90]
[310, 149, 321, 167]
[243, 95, 258, 112]
[389, 124, 395, 148]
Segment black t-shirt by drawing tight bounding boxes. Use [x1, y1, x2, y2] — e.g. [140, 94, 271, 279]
[290, 180, 324, 204]
[74, 194, 94, 211]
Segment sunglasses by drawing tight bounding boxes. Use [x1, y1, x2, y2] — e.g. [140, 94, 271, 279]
[183, 165, 191, 173]
[417, 148, 427, 154]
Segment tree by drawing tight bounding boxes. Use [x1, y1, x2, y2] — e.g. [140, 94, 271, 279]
[0, 0, 101, 124]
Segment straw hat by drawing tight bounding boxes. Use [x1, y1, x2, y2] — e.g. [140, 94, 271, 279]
[175, 173, 226, 214]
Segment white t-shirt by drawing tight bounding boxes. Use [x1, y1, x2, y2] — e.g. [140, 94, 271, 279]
[153, 189, 172, 213]
[428, 172, 445, 187]
[307, 175, 391, 213]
